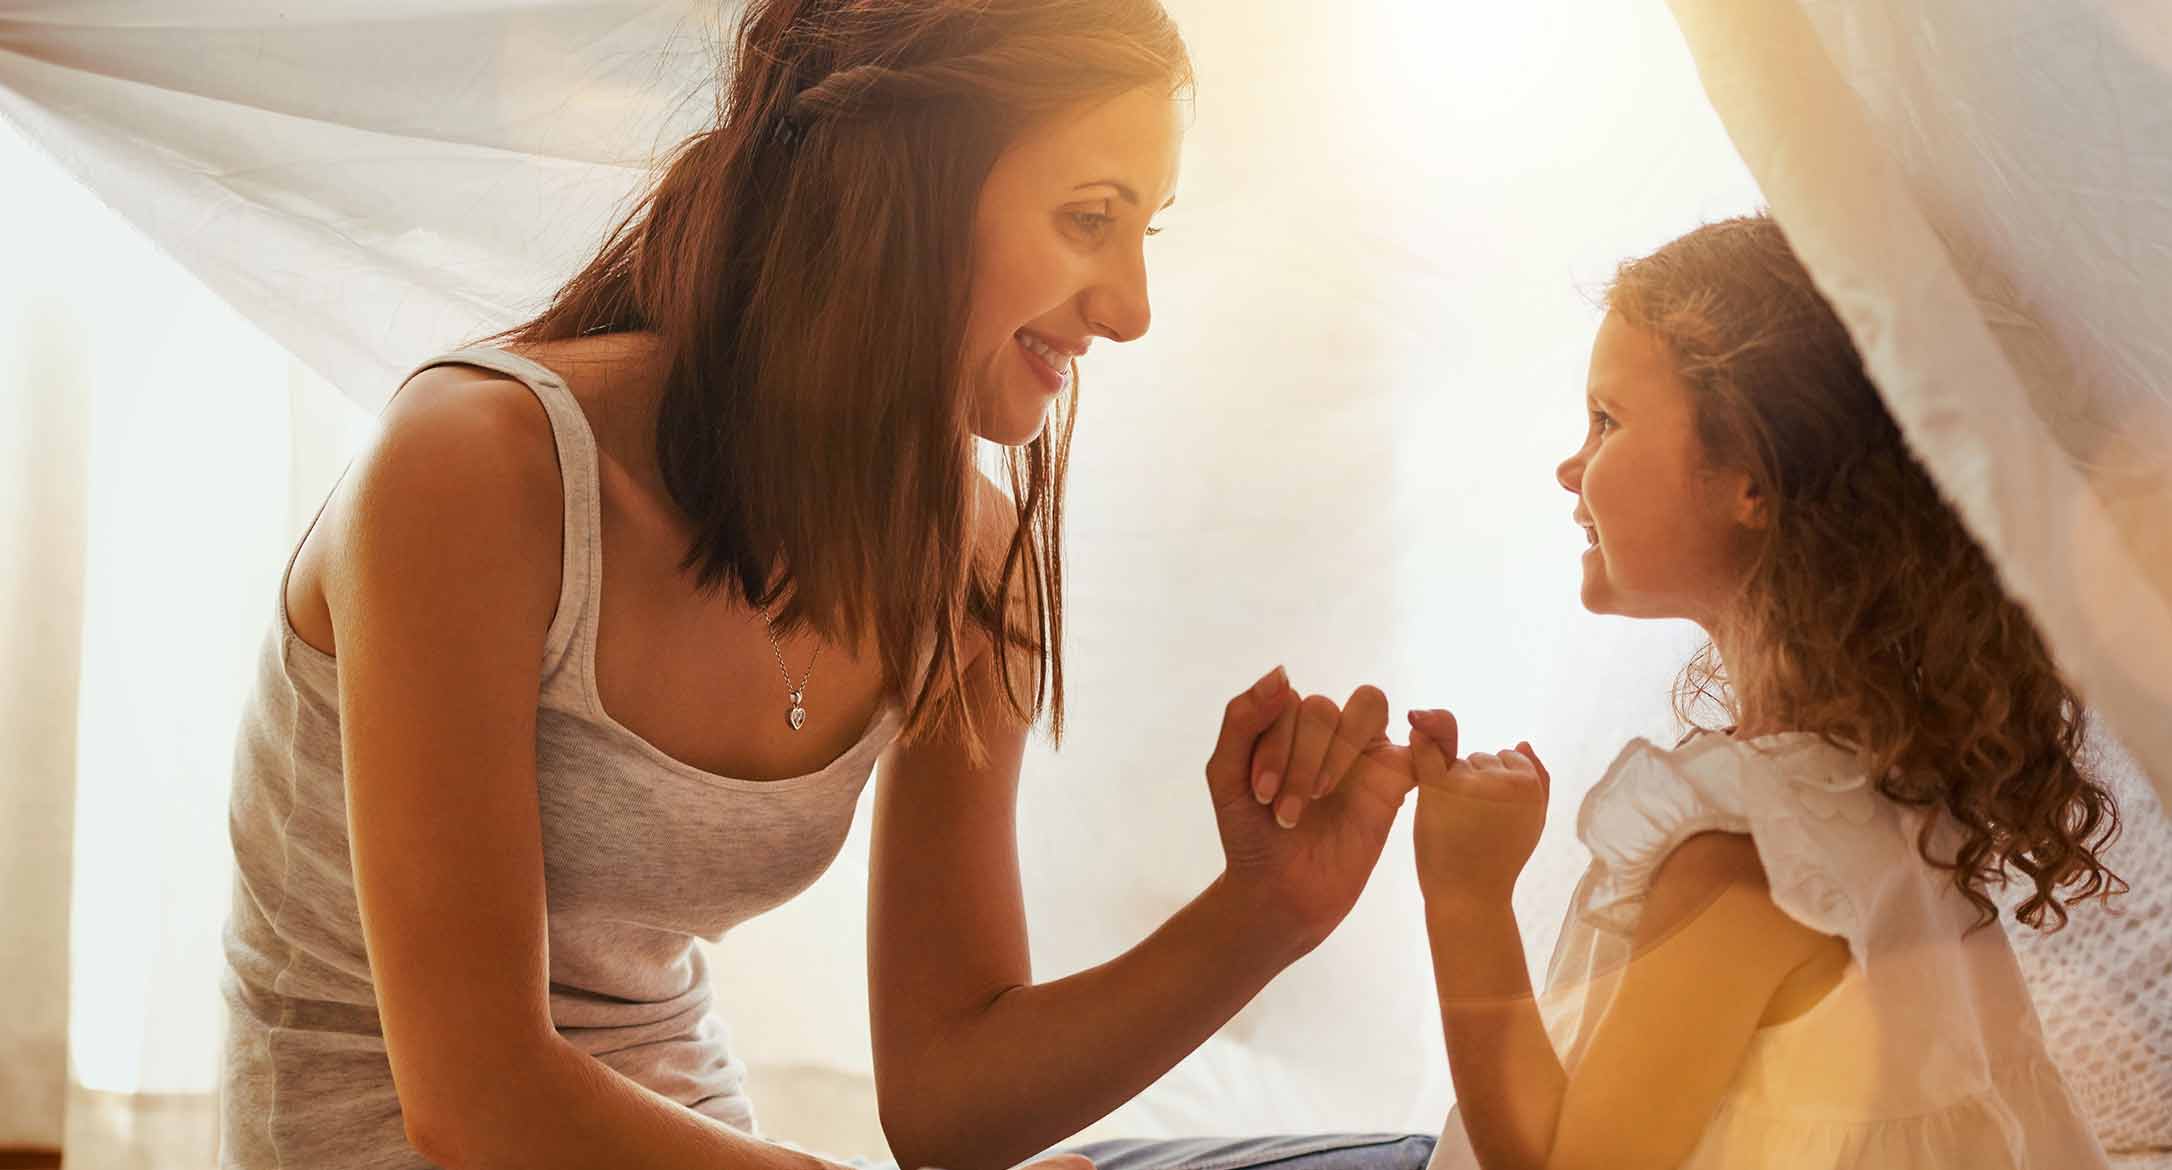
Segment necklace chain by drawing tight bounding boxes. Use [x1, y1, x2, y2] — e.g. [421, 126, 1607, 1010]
[758, 602, 820, 731]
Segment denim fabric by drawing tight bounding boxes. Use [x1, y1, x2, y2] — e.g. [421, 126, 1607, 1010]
[1059, 1133, 1437, 1170]
[833, 1130, 1438, 1170]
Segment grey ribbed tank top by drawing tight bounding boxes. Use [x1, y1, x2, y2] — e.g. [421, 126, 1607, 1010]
[220, 347, 906, 1170]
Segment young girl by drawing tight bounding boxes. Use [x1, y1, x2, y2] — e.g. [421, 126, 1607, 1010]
[1407, 215, 2123, 1169]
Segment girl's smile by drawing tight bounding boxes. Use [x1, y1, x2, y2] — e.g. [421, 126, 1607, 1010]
[1557, 310, 1760, 628]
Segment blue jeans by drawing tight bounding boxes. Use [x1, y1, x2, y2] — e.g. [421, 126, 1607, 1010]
[1058, 1134, 1436, 1170]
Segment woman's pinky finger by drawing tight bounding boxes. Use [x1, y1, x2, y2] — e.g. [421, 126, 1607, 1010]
[1410, 730, 1452, 787]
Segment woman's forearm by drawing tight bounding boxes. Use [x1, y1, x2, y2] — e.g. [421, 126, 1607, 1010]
[413, 1033, 833, 1170]
[883, 875, 1311, 1170]
[1425, 897, 1566, 1170]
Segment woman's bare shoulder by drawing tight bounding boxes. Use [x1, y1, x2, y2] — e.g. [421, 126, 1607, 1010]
[320, 363, 566, 636]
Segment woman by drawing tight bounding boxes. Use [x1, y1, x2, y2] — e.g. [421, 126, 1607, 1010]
[221, 2, 1427, 1168]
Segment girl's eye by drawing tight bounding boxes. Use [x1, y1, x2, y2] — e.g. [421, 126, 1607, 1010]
[1590, 409, 1616, 436]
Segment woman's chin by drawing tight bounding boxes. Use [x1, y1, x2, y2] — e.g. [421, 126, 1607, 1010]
[970, 389, 1057, 446]
[981, 427, 1040, 447]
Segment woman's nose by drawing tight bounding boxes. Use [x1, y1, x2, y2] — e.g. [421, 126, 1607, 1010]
[1084, 249, 1152, 343]
[1556, 452, 1583, 494]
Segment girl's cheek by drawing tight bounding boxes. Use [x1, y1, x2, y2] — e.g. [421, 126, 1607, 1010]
[1582, 445, 1617, 513]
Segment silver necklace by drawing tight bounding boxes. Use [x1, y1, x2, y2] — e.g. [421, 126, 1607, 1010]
[758, 604, 821, 731]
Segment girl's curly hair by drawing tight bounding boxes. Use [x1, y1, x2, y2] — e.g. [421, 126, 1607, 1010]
[1610, 214, 2125, 931]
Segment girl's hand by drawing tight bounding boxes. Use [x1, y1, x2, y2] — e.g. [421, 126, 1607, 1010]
[1203, 668, 1417, 951]
[1409, 709, 1549, 908]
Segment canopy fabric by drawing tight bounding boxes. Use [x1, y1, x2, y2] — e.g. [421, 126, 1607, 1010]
[0, 1, 717, 409]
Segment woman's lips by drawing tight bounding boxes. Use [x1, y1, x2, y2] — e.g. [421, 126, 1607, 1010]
[1016, 331, 1070, 393]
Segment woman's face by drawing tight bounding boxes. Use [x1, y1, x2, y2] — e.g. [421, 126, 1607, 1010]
[962, 85, 1185, 445]
[1556, 311, 1761, 627]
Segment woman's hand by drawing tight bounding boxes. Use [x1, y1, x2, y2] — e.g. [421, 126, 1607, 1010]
[1203, 667, 1417, 951]
[1409, 709, 1549, 909]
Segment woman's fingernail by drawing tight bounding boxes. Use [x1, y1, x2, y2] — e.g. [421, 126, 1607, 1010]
[1254, 772, 1279, 804]
[1275, 794, 1302, 828]
[1253, 665, 1287, 699]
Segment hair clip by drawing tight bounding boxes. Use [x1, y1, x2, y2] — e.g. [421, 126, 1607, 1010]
[769, 111, 806, 150]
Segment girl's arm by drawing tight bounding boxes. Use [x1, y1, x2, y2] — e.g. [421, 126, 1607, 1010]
[1428, 833, 1836, 1170]
[1408, 722, 1841, 1170]
[1538, 834, 1841, 1169]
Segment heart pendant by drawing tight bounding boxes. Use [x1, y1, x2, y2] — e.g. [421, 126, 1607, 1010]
[789, 705, 807, 731]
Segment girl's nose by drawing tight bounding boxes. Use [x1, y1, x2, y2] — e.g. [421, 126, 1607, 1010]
[1556, 452, 1583, 495]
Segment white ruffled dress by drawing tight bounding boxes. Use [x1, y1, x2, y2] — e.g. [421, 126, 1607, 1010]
[1429, 732, 2111, 1169]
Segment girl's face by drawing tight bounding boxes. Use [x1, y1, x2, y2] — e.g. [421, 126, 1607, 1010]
[962, 85, 1184, 445]
[1556, 311, 1763, 627]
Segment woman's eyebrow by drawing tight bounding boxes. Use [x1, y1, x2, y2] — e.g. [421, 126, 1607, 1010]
[1073, 180, 1178, 210]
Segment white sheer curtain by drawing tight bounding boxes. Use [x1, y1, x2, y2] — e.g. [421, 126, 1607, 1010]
[1, 113, 380, 1164]
[3, 1, 2165, 1166]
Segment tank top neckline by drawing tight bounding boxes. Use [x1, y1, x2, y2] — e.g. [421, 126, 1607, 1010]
[273, 343, 903, 794]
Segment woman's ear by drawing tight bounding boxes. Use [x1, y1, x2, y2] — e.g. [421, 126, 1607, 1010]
[1734, 476, 1770, 531]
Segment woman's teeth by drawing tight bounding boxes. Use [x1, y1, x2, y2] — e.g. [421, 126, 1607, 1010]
[1019, 332, 1069, 375]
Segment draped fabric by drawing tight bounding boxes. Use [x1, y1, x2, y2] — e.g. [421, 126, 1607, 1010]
[3, 0, 2166, 1164]
[0, 1, 717, 408]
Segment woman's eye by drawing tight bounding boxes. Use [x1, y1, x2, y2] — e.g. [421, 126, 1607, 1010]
[1068, 209, 1162, 241]
[1590, 409, 1615, 435]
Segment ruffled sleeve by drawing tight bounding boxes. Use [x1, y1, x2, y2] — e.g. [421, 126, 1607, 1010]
[1573, 732, 1879, 943]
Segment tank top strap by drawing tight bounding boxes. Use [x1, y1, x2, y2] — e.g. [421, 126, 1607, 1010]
[395, 345, 603, 697]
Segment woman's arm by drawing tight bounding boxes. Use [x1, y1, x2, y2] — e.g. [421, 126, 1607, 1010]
[334, 373, 834, 1170]
[869, 485, 1416, 1170]
[1410, 725, 1838, 1170]
[867, 658, 1311, 1170]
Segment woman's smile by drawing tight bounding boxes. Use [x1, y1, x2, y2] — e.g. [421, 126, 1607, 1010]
[1015, 327, 1084, 394]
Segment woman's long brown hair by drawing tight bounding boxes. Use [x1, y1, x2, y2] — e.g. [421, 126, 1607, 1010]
[482, 1, 1191, 758]
[1611, 214, 2125, 931]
